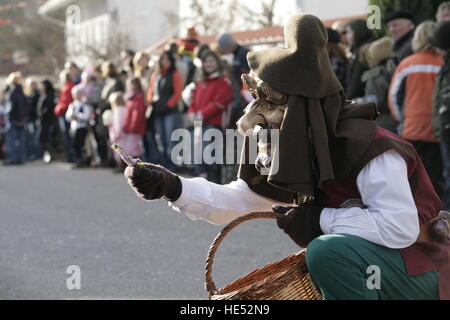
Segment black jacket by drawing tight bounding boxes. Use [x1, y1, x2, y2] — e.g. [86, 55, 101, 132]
[100, 76, 125, 112]
[393, 29, 414, 64]
[346, 42, 371, 100]
[27, 89, 40, 123]
[37, 93, 56, 125]
[7, 84, 29, 126]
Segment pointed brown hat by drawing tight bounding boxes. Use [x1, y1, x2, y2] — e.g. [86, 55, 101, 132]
[238, 14, 379, 203]
[247, 14, 342, 98]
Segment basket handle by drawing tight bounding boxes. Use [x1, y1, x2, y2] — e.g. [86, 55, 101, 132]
[204, 211, 283, 298]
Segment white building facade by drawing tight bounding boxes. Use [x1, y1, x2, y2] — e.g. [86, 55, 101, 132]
[39, 0, 179, 65]
[178, 0, 369, 35]
[295, 0, 369, 20]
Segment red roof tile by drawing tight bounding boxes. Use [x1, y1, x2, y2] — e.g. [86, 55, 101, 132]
[198, 14, 367, 46]
[146, 14, 367, 54]
[198, 26, 284, 46]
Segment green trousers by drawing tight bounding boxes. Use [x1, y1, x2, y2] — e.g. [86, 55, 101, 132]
[306, 235, 439, 300]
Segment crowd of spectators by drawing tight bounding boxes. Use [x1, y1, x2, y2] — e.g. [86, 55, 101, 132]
[1, 3, 450, 208]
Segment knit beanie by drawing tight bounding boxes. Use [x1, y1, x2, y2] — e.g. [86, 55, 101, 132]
[385, 9, 415, 24]
[217, 33, 237, 52]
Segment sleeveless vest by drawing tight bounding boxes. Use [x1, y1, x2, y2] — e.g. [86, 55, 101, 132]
[317, 126, 449, 300]
[153, 70, 177, 116]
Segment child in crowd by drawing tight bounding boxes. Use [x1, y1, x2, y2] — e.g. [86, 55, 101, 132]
[65, 86, 91, 168]
[110, 78, 147, 172]
[55, 69, 75, 162]
[108, 91, 128, 172]
[37, 80, 56, 160]
[183, 50, 233, 183]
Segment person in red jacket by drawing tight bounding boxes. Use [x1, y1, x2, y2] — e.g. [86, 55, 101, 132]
[55, 69, 75, 162]
[54, 70, 74, 118]
[118, 77, 147, 172]
[183, 50, 233, 183]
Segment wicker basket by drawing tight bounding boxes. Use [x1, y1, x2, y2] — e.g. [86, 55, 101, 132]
[205, 211, 322, 300]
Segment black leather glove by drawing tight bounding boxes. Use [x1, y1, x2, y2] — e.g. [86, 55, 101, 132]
[124, 163, 182, 202]
[273, 204, 324, 248]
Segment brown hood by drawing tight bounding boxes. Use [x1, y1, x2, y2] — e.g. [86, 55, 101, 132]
[237, 14, 378, 203]
[238, 93, 379, 203]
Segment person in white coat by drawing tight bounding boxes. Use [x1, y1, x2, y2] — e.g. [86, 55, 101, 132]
[65, 86, 91, 168]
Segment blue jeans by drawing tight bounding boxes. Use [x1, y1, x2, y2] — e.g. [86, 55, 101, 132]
[191, 124, 223, 183]
[39, 121, 54, 152]
[58, 116, 75, 162]
[154, 113, 181, 171]
[441, 141, 450, 210]
[143, 130, 160, 164]
[25, 121, 41, 160]
[5, 124, 26, 163]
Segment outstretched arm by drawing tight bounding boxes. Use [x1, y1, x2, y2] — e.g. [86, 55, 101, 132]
[169, 177, 286, 225]
[125, 164, 288, 225]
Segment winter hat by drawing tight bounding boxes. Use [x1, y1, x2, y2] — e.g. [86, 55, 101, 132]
[187, 27, 198, 38]
[385, 9, 415, 24]
[246, 14, 342, 99]
[432, 20, 450, 50]
[217, 33, 237, 52]
[366, 37, 394, 68]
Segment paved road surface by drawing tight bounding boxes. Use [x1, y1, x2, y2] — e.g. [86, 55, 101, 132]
[0, 161, 299, 299]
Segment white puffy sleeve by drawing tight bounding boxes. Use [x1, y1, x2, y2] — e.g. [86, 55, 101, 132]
[319, 150, 420, 249]
[169, 177, 288, 225]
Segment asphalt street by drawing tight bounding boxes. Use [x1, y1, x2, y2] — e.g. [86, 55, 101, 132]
[0, 161, 299, 299]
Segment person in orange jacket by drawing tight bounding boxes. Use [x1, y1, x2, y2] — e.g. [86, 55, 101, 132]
[389, 21, 444, 196]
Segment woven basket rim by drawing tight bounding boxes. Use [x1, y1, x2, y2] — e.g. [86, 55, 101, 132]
[205, 211, 321, 300]
[213, 250, 307, 297]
